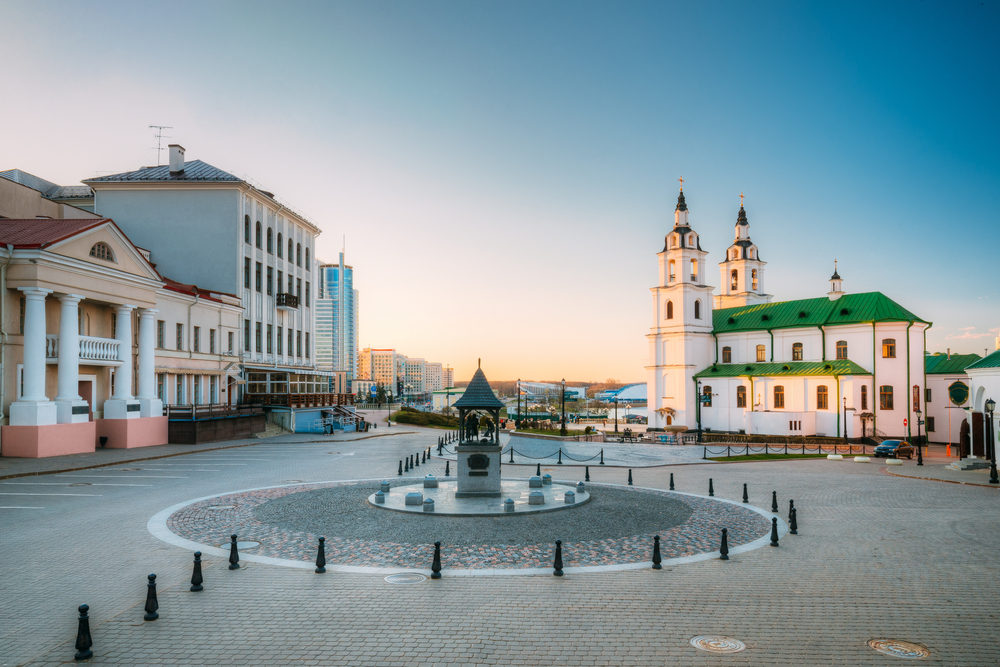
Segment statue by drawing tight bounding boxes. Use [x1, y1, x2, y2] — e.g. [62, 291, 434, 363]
[465, 412, 479, 441]
[484, 418, 495, 440]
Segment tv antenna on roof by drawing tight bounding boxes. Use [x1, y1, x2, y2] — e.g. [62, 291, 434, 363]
[149, 125, 173, 165]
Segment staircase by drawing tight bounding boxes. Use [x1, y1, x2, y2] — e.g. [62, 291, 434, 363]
[253, 421, 292, 439]
[946, 458, 993, 471]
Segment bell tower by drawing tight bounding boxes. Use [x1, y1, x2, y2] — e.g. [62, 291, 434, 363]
[646, 181, 715, 431]
[716, 194, 772, 309]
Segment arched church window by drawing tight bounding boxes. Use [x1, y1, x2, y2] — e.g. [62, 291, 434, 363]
[773, 385, 785, 408]
[756, 344, 766, 362]
[89, 242, 115, 262]
[836, 340, 848, 359]
[880, 385, 894, 410]
[690, 259, 698, 281]
[702, 386, 712, 407]
[882, 339, 896, 358]
[736, 385, 746, 408]
[689, 234, 695, 246]
[817, 385, 829, 409]
[668, 260, 675, 282]
[666, 301, 673, 320]
[792, 343, 803, 361]
[731, 269, 738, 291]
[751, 269, 758, 290]
[749, 248, 754, 259]
[861, 385, 868, 410]
[694, 300, 701, 319]
[722, 346, 732, 363]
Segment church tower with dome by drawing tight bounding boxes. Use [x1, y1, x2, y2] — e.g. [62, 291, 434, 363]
[715, 195, 772, 309]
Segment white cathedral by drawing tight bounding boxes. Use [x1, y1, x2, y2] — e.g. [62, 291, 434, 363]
[646, 186, 929, 441]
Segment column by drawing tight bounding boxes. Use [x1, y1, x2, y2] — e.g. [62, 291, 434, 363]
[54, 294, 89, 424]
[136, 308, 162, 418]
[9, 287, 56, 426]
[104, 304, 137, 420]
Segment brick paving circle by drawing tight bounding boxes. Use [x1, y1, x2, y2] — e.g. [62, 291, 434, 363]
[166, 480, 770, 570]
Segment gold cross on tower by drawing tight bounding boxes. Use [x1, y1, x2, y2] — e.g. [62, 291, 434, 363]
[678, 176, 684, 191]
[740, 192, 744, 207]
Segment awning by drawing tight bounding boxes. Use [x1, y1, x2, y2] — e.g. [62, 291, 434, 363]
[154, 366, 227, 376]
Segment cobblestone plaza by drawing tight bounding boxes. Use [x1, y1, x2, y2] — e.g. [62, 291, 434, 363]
[2, 428, 998, 666]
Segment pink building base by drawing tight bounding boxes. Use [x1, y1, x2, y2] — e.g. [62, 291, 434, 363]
[1, 421, 97, 458]
[96, 417, 168, 449]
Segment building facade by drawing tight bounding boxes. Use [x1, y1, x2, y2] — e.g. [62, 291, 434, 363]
[315, 253, 358, 387]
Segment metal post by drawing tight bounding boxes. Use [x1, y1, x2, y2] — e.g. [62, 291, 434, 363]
[916, 408, 924, 466]
[560, 378, 567, 436]
[614, 397, 618, 433]
[987, 401, 997, 484]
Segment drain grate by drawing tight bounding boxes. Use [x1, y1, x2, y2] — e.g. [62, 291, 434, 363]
[690, 636, 746, 654]
[384, 573, 427, 584]
[867, 639, 930, 659]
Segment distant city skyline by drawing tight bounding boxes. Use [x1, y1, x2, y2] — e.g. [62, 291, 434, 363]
[2, 0, 997, 383]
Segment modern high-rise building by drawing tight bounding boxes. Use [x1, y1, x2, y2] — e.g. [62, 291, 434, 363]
[316, 253, 358, 388]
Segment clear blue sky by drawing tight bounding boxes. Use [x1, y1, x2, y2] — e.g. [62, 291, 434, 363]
[2, 0, 997, 381]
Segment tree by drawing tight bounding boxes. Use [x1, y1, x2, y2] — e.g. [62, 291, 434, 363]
[375, 384, 387, 405]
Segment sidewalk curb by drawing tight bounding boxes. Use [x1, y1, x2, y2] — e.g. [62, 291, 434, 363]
[881, 466, 1000, 489]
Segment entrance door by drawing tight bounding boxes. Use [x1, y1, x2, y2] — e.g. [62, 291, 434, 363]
[78, 380, 93, 421]
[972, 412, 985, 457]
[227, 377, 234, 407]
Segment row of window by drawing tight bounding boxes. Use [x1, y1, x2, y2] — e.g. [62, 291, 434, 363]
[718, 339, 899, 364]
[664, 300, 703, 320]
[243, 321, 309, 358]
[703, 384, 893, 410]
[157, 373, 219, 405]
[244, 259, 310, 303]
[244, 216, 309, 269]
[156, 321, 233, 354]
[730, 269, 758, 291]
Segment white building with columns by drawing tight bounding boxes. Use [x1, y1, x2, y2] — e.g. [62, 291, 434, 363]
[647, 186, 930, 441]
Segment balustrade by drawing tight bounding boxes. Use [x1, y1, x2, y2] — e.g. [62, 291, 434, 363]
[45, 334, 122, 364]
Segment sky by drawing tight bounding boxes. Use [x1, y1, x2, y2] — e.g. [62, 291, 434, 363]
[2, 0, 998, 383]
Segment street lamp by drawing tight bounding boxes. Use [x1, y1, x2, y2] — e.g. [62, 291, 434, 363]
[987, 398, 997, 484]
[614, 396, 619, 434]
[560, 378, 567, 436]
[516, 378, 521, 427]
[914, 407, 923, 466]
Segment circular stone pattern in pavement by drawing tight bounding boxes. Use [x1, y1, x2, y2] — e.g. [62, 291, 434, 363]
[165, 480, 770, 570]
[690, 636, 747, 654]
[867, 639, 930, 659]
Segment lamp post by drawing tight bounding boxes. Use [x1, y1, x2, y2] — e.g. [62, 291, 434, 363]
[843, 397, 848, 443]
[914, 408, 923, 466]
[386, 390, 393, 427]
[987, 398, 997, 484]
[560, 378, 567, 436]
[614, 396, 619, 434]
[516, 378, 521, 427]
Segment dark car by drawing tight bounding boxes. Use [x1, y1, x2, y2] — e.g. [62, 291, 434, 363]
[873, 440, 913, 459]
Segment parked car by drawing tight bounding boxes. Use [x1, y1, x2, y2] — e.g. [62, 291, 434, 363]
[873, 440, 913, 459]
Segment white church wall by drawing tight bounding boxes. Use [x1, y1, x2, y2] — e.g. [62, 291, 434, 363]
[924, 373, 970, 444]
[746, 410, 816, 436]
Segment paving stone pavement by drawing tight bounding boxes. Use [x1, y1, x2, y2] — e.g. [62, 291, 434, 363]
[2, 431, 999, 666]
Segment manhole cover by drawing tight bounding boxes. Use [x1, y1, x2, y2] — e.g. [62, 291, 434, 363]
[220, 541, 260, 550]
[384, 573, 427, 584]
[205, 505, 236, 510]
[68, 483, 92, 487]
[867, 639, 930, 659]
[690, 636, 746, 654]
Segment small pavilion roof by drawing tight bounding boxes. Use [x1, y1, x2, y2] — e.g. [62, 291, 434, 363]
[453, 364, 505, 410]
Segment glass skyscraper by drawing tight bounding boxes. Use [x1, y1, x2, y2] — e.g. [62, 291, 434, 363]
[316, 253, 358, 388]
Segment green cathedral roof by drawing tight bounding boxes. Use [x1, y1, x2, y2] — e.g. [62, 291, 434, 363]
[966, 349, 1000, 370]
[924, 352, 981, 375]
[694, 359, 870, 379]
[712, 292, 928, 335]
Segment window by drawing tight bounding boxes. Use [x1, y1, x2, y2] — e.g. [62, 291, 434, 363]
[774, 385, 785, 409]
[912, 385, 920, 412]
[305, 282, 310, 307]
[296, 278, 302, 298]
[736, 385, 746, 407]
[278, 270, 283, 293]
[701, 386, 712, 407]
[817, 385, 828, 409]
[288, 329, 294, 357]
[288, 238, 294, 260]
[157, 320, 165, 348]
[731, 269, 738, 291]
[157, 373, 165, 401]
[194, 375, 202, 405]
[193, 326, 200, 353]
[722, 346, 731, 363]
[256, 221, 262, 249]
[688, 234, 694, 246]
[305, 248, 310, 270]
[244, 215, 251, 243]
[666, 301, 673, 320]
[882, 338, 896, 358]
[305, 332, 309, 358]
[690, 258, 698, 281]
[694, 300, 701, 319]
[228, 331, 234, 354]
[209, 329, 216, 354]
[296, 243, 302, 267]
[926, 388, 932, 403]
[288, 274, 293, 294]
[176, 323, 183, 350]
[267, 324, 273, 354]
[210, 376, 217, 403]
[112, 313, 117, 338]
[296, 330, 302, 357]
[244, 320, 250, 351]
[176, 375, 184, 404]
[756, 344, 766, 362]
[244, 258, 251, 289]
[277, 233, 283, 258]
[880, 385, 894, 410]
[19, 297, 24, 334]
[89, 243, 115, 262]
[277, 326, 283, 355]
[255, 262, 262, 292]
[792, 342, 803, 361]
[267, 267, 273, 295]
[255, 322, 262, 353]
[668, 260, 675, 282]
[267, 228, 273, 254]
[836, 340, 847, 360]
[861, 385, 868, 410]
[926, 416, 935, 432]
[751, 269, 758, 291]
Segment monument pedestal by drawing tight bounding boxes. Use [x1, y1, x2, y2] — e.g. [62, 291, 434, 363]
[455, 443, 503, 497]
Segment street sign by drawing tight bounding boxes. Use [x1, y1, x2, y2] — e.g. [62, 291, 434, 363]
[918, 420, 924, 426]
[903, 418, 908, 427]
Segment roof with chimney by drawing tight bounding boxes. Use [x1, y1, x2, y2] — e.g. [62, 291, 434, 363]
[924, 352, 981, 375]
[84, 160, 242, 183]
[453, 363, 505, 410]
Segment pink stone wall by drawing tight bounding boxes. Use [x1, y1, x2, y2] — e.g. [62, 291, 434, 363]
[1, 421, 97, 458]
[96, 417, 168, 449]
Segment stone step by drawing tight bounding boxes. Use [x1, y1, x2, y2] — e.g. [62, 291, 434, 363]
[253, 421, 292, 439]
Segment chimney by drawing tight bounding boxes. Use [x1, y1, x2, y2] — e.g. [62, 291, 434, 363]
[168, 144, 185, 175]
[947, 348, 951, 360]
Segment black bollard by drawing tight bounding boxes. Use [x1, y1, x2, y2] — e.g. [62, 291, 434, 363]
[742, 483, 749, 504]
[553, 540, 564, 576]
[789, 507, 798, 535]
[74, 604, 93, 660]
[628, 469, 633, 486]
[771, 490, 778, 513]
[315, 537, 327, 574]
[431, 541, 442, 579]
[669, 472, 674, 490]
[229, 534, 240, 570]
[789, 499, 795, 517]
[143, 574, 159, 621]
[398, 460, 403, 476]
[414, 453, 419, 468]
[510, 447, 515, 464]
[404, 458, 409, 472]
[557, 449, 563, 465]
[445, 461, 450, 477]
[600, 449, 605, 465]
[709, 478, 714, 497]
[190, 551, 204, 592]
[652, 535, 662, 570]
[438, 442, 443, 456]
[770, 517, 780, 547]
[720, 528, 730, 560]
[536, 463, 541, 476]
[585, 466, 590, 482]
